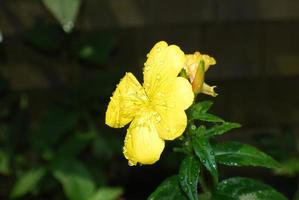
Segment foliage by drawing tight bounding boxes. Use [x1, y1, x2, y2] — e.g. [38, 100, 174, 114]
[148, 101, 287, 200]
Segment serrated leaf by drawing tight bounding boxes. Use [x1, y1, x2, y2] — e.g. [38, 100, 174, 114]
[205, 122, 241, 137]
[53, 159, 95, 200]
[10, 167, 46, 198]
[213, 177, 287, 200]
[179, 156, 200, 200]
[148, 175, 188, 200]
[42, 0, 81, 33]
[192, 134, 218, 185]
[213, 142, 280, 169]
[88, 187, 123, 200]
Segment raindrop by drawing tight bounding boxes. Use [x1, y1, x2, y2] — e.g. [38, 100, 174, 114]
[191, 125, 196, 130]
[63, 21, 74, 33]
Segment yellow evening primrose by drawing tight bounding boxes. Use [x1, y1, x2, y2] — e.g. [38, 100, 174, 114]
[185, 51, 217, 96]
[105, 41, 194, 166]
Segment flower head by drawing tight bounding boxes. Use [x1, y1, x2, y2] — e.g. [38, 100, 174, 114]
[105, 41, 194, 165]
[184, 52, 217, 96]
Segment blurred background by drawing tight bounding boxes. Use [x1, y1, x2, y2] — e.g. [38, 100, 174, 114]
[0, 0, 299, 199]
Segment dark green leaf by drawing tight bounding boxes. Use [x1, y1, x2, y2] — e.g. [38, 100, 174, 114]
[192, 135, 218, 184]
[195, 113, 224, 123]
[213, 177, 287, 200]
[57, 131, 96, 157]
[0, 149, 10, 175]
[42, 0, 81, 32]
[179, 156, 200, 200]
[88, 187, 123, 200]
[73, 32, 116, 64]
[274, 158, 299, 176]
[24, 21, 65, 52]
[148, 175, 188, 200]
[32, 108, 79, 153]
[53, 159, 95, 200]
[188, 101, 213, 120]
[213, 142, 280, 169]
[10, 167, 46, 198]
[205, 122, 241, 137]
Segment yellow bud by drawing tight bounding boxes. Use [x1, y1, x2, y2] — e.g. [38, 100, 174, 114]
[184, 52, 217, 96]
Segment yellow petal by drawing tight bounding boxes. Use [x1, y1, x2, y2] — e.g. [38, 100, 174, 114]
[150, 77, 193, 141]
[143, 41, 186, 98]
[105, 73, 146, 128]
[123, 115, 165, 165]
[165, 77, 194, 110]
[202, 82, 218, 97]
[155, 108, 188, 140]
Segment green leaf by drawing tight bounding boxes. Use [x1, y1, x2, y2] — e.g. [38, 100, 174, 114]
[42, 0, 81, 33]
[195, 113, 224, 123]
[53, 159, 95, 200]
[73, 32, 116, 64]
[57, 131, 96, 157]
[188, 101, 213, 120]
[274, 158, 299, 176]
[213, 142, 280, 169]
[10, 167, 46, 198]
[205, 122, 241, 137]
[213, 177, 287, 200]
[148, 175, 188, 200]
[32, 108, 79, 153]
[192, 101, 213, 113]
[24, 20, 65, 52]
[179, 156, 200, 200]
[88, 187, 123, 200]
[0, 149, 10, 175]
[192, 133, 218, 185]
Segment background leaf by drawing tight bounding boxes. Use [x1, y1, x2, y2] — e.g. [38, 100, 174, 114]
[42, 0, 81, 32]
[213, 177, 287, 200]
[178, 156, 200, 200]
[213, 142, 280, 169]
[148, 175, 188, 200]
[53, 159, 95, 200]
[88, 187, 123, 200]
[10, 167, 46, 198]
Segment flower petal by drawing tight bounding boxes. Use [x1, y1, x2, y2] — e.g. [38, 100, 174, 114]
[155, 108, 188, 140]
[105, 73, 146, 128]
[143, 41, 186, 99]
[123, 115, 165, 165]
[169, 77, 194, 110]
[150, 77, 193, 141]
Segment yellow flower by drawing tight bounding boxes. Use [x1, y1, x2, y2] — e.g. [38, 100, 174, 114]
[185, 52, 217, 96]
[105, 41, 194, 166]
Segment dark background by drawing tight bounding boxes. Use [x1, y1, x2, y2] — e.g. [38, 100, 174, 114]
[0, 0, 299, 199]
